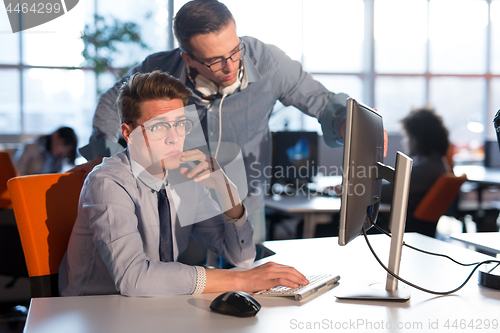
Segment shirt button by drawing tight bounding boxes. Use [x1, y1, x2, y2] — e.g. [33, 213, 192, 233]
[241, 240, 244, 244]
[210, 132, 214, 136]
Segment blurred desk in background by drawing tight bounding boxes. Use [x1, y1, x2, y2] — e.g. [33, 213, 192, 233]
[450, 232, 500, 256]
[453, 165, 500, 232]
[265, 193, 390, 239]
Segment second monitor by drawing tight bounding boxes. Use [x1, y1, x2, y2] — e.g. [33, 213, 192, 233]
[271, 131, 319, 191]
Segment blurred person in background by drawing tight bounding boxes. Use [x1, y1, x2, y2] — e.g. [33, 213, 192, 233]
[14, 126, 78, 175]
[381, 107, 450, 238]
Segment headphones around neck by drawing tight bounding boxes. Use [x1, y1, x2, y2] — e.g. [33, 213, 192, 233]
[190, 65, 244, 100]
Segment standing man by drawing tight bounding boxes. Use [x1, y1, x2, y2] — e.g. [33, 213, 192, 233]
[77, 0, 349, 243]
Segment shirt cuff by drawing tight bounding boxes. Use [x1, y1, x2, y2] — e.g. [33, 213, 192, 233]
[192, 266, 206, 295]
[320, 93, 348, 148]
[222, 203, 248, 228]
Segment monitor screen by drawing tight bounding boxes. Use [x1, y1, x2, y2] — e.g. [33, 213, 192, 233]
[271, 131, 318, 190]
[338, 99, 384, 246]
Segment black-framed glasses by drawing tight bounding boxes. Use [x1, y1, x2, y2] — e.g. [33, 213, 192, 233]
[190, 39, 246, 73]
[130, 119, 194, 140]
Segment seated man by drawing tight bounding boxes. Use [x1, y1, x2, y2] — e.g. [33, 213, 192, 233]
[59, 71, 307, 297]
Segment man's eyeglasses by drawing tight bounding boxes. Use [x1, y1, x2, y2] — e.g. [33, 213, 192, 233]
[190, 39, 246, 73]
[129, 119, 194, 140]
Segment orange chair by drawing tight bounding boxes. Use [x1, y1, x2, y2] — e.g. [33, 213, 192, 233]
[7, 172, 85, 297]
[445, 143, 455, 172]
[0, 151, 19, 209]
[413, 173, 467, 223]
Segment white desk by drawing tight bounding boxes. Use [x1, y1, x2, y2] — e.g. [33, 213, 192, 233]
[454, 165, 500, 186]
[450, 232, 500, 255]
[24, 234, 500, 333]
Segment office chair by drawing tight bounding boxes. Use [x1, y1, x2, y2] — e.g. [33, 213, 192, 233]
[0, 151, 28, 288]
[7, 172, 84, 297]
[0, 151, 18, 209]
[445, 144, 455, 172]
[413, 173, 467, 223]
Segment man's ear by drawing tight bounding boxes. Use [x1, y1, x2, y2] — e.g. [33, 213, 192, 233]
[181, 52, 195, 67]
[121, 123, 132, 144]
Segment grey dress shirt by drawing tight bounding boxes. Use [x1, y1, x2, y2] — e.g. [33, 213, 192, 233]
[58, 150, 255, 297]
[90, 36, 348, 214]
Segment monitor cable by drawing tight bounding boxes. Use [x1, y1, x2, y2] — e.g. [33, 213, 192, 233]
[362, 219, 500, 295]
[372, 222, 482, 267]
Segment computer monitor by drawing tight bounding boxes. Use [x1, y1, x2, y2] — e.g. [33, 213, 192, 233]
[271, 131, 318, 190]
[336, 98, 413, 301]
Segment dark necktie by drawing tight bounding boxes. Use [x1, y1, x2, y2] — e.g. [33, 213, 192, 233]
[157, 188, 173, 262]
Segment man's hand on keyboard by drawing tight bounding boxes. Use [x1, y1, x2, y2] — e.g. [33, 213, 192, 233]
[235, 262, 309, 293]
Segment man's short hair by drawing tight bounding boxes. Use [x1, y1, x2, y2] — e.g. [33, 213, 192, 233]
[173, 0, 235, 54]
[116, 70, 192, 126]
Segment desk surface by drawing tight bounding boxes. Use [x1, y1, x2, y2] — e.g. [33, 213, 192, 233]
[454, 165, 500, 185]
[25, 234, 500, 333]
[450, 232, 500, 255]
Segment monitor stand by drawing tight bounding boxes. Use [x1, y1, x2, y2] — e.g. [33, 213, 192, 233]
[336, 152, 412, 302]
[335, 283, 410, 301]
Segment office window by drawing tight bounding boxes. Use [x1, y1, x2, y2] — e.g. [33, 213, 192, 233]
[313, 75, 363, 101]
[2, 0, 499, 165]
[0, 10, 19, 64]
[429, 77, 486, 146]
[0, 70, 21, 134]
[22, 10, 84, 67]
[375, 77, 426, 132]
[490, 79, 500, 140]
[302, 0, 364, 73]
[0, 0, 170, 149]
[429, 0, 488, 74]
[97, 72, 119, 96]
[492, 0, 500, 74]
[227, 0, 303, 61]
[375, 0, 427, 74]
[97, 0, 169, 68]
[175, 0, 305, 61]
[23, 69, 96, 140]
[147, 0, 500, 160]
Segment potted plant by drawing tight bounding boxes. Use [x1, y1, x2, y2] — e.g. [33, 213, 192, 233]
[81, 14, 150, 93]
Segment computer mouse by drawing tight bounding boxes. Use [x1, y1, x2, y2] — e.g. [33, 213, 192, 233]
[209, 291, 261, 317]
